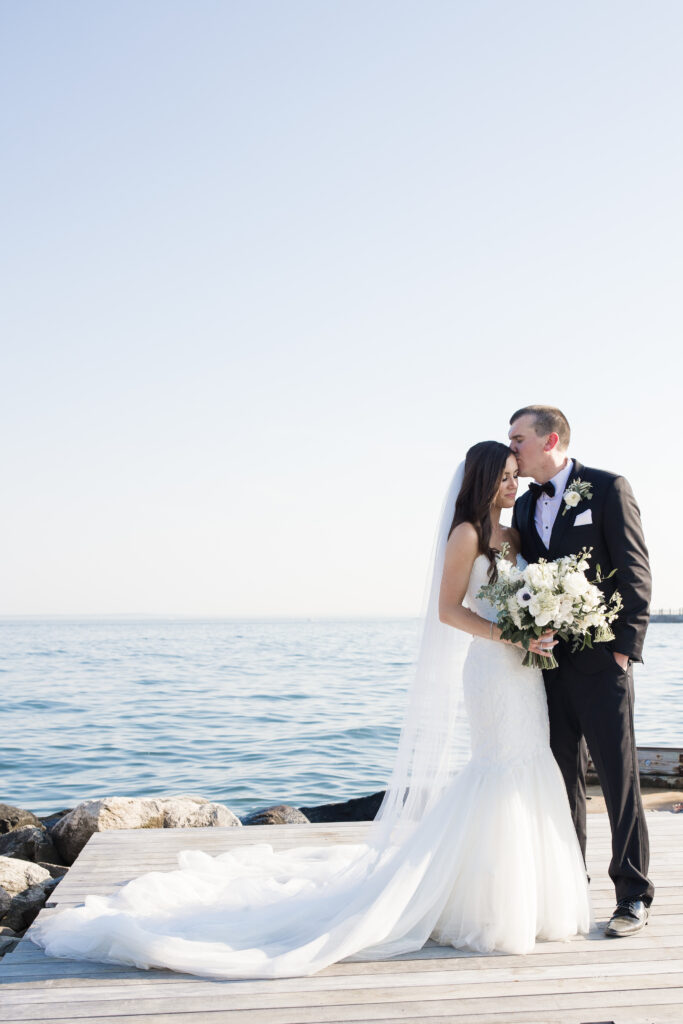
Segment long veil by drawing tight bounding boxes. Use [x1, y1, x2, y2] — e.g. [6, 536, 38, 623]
[370, 461, 470, 846]
[29, 463, 477, 979]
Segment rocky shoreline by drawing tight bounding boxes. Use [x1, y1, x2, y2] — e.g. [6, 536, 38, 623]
[2, 785, 680, 961]
[0, 790, 385, 959]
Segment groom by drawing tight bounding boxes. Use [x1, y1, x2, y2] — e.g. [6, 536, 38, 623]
[508, 405, 654, 936]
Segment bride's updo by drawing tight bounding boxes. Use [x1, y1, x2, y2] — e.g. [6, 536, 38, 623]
[447, 440, 513, 573]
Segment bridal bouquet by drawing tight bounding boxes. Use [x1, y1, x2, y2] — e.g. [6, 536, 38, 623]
[477, 546, 623, 669]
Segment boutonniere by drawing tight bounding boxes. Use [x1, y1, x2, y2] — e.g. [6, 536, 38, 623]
[562, 478, 593, 516]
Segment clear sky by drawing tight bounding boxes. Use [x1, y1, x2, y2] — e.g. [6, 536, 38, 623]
[2, 1, 681, 616]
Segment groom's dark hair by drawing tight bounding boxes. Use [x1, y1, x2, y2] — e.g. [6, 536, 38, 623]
[509, 405, 570, 450]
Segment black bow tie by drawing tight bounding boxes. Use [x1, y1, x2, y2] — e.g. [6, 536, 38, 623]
[529, 480, 555, 499]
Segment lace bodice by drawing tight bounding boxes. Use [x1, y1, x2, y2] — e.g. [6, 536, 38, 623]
[460, 551, 550, 769]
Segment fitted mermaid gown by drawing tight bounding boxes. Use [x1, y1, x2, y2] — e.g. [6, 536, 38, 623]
[30, 554, 591, 979]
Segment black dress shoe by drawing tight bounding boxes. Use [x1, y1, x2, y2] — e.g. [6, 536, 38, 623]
[605, 899, 649, 937]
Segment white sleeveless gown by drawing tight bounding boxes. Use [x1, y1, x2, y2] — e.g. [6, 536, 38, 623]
[29, 555, 591, 978]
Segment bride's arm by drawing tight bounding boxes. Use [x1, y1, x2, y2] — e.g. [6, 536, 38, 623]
[438, 523, 503, 640]
[438, 523, 556, 657]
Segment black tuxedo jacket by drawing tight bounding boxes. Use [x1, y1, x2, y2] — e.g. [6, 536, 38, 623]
[511, 460, 651, 671]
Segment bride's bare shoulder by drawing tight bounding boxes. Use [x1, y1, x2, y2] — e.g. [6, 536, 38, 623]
[444, 521, 479, 562]
[442, 522, 480, 591]
[447, 521, 479, 546]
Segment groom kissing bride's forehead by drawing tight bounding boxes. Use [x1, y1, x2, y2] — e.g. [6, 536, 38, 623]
[508, 403, 654, 938]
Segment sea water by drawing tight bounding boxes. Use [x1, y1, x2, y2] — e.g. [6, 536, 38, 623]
[1, 619, 680, 818]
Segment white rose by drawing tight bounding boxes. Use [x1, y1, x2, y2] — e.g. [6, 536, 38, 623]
[527, 588, 560, 626]
[564, 490, 581, 508]
[582, 585, 601, 610]
[535, 608, 555, 627]
[564, 572, 590, 598]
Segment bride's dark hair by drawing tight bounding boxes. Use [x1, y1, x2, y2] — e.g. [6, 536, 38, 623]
[447, 441, 513, 577]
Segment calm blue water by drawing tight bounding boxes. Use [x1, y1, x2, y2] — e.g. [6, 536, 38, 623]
[1, 619, 681, 818]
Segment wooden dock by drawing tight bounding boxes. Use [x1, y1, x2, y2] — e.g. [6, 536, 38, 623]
[1, 812, 682, 1023]
[587, 745, 683, 790]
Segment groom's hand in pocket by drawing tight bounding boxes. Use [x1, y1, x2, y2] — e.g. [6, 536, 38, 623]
[613, 651, 629, 671]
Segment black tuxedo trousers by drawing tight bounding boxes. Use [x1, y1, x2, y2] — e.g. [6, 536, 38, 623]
[543, 650, 654, 906]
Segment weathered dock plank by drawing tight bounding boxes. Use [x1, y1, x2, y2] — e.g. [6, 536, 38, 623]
[1, 812, 681, 1024]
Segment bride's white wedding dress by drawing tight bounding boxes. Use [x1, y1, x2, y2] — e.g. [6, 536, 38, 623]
[29, 554, 590, 979]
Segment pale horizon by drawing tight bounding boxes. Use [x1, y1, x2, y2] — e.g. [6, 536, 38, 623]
[2, 1, 681, 616]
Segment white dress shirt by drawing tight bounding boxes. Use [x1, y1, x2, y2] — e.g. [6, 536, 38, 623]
[534, 459, 574, 549]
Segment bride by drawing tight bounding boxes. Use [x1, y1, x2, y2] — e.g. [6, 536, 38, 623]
[30, 441, 591, 979]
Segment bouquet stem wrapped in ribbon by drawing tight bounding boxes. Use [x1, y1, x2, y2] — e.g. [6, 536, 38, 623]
[477, 546, 623, 669]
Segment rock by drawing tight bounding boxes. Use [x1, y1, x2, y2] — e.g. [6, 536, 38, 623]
[242, 805, 310, 826]
[0, 923, 21, 958]
[37, 862, 69, 879]
[161, 799, 241, 830]
[300, 791, 386, 823]
[52, 796, 242, 864]
[0, 886, 10, 918]
[0, 857, 51, 897]
[0, 826, 63, 865]
[3, 878, 59, 932]
[0, 804, 43, 835]
[38, 809, 73, 833]
[0, 934, 19, 956]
